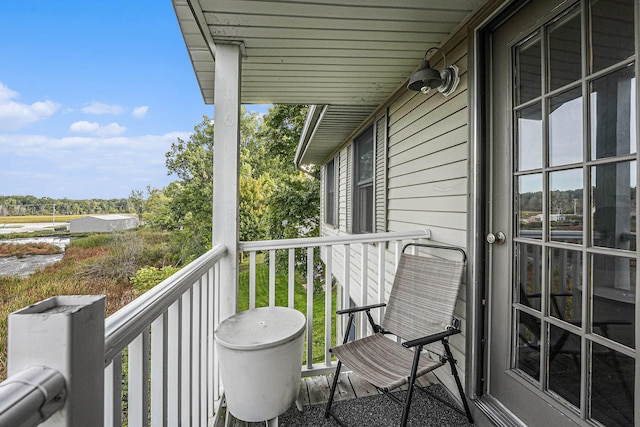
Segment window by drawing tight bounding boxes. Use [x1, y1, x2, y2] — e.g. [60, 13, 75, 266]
[325, 158, 335, 226]
[353, 126, 374, 233]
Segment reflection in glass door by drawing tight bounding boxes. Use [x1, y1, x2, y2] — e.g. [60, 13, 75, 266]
[511, 1, 636, 425]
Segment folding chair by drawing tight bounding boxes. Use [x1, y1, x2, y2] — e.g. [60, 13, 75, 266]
[324, 243, 474, 426]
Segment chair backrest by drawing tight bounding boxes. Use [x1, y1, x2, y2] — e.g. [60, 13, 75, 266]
[381, 249, 465, 354]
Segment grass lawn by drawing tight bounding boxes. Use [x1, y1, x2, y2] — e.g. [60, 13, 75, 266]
[238, 255, 336, 365]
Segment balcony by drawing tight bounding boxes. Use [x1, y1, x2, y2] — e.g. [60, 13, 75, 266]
[0, 230, 438, 426]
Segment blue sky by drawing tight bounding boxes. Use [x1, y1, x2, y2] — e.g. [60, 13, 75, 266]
[0, 1, 268, 200]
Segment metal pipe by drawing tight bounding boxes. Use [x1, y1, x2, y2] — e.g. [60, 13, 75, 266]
[0, 366, 66, 427]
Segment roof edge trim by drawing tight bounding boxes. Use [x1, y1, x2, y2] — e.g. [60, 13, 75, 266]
[184, 0, 217, 59]
[294, 105, 327, 168]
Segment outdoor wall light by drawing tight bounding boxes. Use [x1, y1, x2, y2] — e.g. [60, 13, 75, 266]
[407, 47, 459, 96]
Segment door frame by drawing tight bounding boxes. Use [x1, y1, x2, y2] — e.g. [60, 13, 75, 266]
[468, 0, 640, 424]
[467, 0, 564, 424]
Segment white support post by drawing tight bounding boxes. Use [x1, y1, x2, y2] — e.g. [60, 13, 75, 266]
[7, 296, 105, 426]
[214, 42, 242, 323]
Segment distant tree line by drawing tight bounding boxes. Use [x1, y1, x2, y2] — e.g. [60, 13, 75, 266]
[2, 105, 320, 268]
[0, 192, 144, 218]
[520, 186, 636, 215]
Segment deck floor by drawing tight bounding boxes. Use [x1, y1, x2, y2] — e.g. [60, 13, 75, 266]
[215, 372, 436, 427]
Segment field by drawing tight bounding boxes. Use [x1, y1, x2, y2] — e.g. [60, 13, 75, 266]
[0, 231, 335, 379]
[0, 229, 171, 379]
[0, 214, 87, 224]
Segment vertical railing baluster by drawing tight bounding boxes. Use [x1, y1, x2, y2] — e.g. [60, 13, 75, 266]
[395, 240, 402, 271]
[249, 251, 256, 309]
[213, 261, 221, 400]
[377, 242, 386, 322]
[151, 313, 168, 426]
[571, 252, 580, 320]
[325, 245, 333, 366]
[360, 243, 368, 338]
[128, 329, 150, 427]
[533, 249, 541, 295]
[180, 289, 192, 427]
[269, 249, 276, 307]
[306, 246, 314, 369]
[343, 244, 351, 339]
[207, 266, 216, 416]
[200, 272, 209, 427]
[167, 300, 181, 425]
[104, 355, 122, 427]
[288, 248, 295, 308]
[191, 280, 202, 424]
[411, 239, 419, 254]
[519, 247, 527, 294]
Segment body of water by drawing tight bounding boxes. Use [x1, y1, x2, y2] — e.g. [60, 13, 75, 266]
[0, 237, 70, 278]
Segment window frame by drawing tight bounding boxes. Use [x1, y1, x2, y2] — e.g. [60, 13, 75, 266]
[352, 125, 374, 234]
[325, 157, 336, 226]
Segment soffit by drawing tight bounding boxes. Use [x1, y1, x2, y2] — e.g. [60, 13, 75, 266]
[172, 0, 486, 163]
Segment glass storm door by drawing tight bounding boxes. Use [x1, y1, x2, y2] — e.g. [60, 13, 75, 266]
[487, 0, 637, 425]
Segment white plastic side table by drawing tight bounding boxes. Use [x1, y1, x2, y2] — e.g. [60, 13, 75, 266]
[215, 306, 306, 426]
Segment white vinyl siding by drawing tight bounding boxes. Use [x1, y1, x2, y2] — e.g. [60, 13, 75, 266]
[319, 32, 470, 401]
[386, 35, 469, 396]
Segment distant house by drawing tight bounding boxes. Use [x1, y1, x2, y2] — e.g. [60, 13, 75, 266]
[69, 214, 139, 233]
[528, 214, 566, 223]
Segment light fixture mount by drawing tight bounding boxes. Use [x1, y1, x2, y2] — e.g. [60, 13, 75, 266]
[407, 47, 460, 96]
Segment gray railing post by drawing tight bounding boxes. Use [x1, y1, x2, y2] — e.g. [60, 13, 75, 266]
[7, 295, 105, 426]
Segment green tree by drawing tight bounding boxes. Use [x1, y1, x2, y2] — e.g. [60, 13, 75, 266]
[145, 105, 319, 265]
[259, 105, 319, 241]
[161, 109, 264, 263]
[163, 116, 215, 264]
[128, 190, 145, 219]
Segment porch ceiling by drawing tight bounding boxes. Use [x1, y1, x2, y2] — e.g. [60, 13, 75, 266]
[172, 0, 486, 163]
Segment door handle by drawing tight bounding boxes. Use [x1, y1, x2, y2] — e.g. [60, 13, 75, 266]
[486, 231, 506, 245]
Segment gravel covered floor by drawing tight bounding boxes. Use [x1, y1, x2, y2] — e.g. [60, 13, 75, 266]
[267, 385, 474, 427]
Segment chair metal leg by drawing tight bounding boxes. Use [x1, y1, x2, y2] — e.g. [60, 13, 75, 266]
[443, 340, 474, 424]
[400, 344, 423, 427]
[324, 361, 343, 419]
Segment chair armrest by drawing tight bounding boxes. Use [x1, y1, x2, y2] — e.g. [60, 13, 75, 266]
[336, 303, 386, 315]
[402, 328, 461, 348]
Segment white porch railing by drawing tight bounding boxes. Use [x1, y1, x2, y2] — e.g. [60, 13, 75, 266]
[0, 230, 430, 426]
[239, 229, 431, 376]
[104, 244, 227, 427]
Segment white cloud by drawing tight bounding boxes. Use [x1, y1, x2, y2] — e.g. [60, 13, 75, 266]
[131, 105, 149, 118]
[0, 82, 60, 130]
[70, 120, 100, 133]
[69, 120, 126, 137]
[0, 83, 19, 101]
[97, 123, 127, 137]
[0, 130, 191, 198]
[82, 101, 124, 115]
